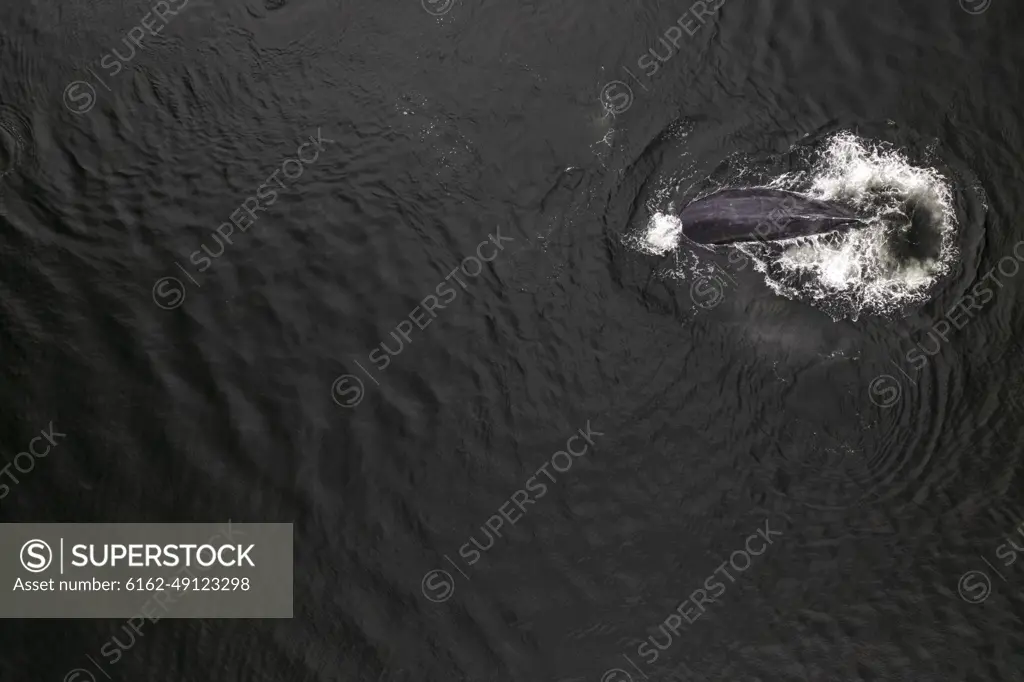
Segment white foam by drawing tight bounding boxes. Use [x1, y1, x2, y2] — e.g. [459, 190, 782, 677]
[759, 132, 958, 316]
[636, 212, 683, 255]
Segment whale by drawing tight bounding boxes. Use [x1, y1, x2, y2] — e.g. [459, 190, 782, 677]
[678, 188, 868, 245]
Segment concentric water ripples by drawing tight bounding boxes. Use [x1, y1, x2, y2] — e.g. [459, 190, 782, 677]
[739, 349, 944, 513]
[609, 123, 991, 515]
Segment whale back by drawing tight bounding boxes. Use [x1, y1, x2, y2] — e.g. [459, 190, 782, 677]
[678, 188, 865, 245]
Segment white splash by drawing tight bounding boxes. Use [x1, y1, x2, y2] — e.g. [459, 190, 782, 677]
[636, 212, 683, 255]
[755, 132, 959, 315]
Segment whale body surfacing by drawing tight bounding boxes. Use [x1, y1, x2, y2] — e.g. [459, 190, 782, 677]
[678, 188, 867, 245]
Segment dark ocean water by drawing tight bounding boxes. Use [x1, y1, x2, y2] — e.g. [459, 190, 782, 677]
[2, 0, 1024, 680]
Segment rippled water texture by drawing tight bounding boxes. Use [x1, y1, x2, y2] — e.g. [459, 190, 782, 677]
[2, 0, 1024, 681]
